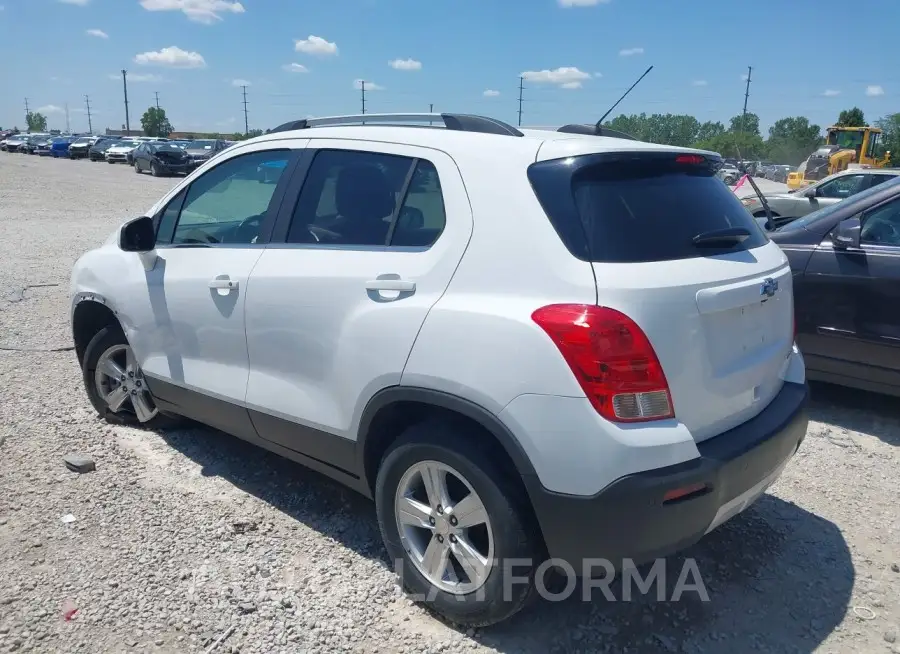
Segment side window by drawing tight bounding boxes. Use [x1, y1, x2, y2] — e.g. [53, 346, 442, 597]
[155, 189, 186, 245]
[390, 160, 446, 247]
[818, 175, 866, 199]
[869, 174, 896, 189]
[170, 150, 291, 245]
[860, 198, 900, 247]
[286, 149, 414, 246]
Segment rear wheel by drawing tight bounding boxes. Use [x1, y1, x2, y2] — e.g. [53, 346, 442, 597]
[134, 160, 142, 173]
[82, 326, 177, 428]
[376, 422, 541, 627]
[150, 162, 161, 177]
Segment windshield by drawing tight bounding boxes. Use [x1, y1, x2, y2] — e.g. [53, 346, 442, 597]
[780, 176, 900, 232]
[188, 140, 215, 149]
[74, 137, 92, 144]
[117, 141, 138, 147]
[151, 144, 182, 153]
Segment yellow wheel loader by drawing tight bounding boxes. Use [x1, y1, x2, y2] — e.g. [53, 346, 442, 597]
[786, 126, 892, 190]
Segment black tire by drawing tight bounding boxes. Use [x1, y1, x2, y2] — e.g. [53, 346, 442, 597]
[150, 162, 160, 177]
[376, 421, 541, 627]
[134, 160, 142, 173]
[82, 326, 178, 429]
[107, 160, 115, 164]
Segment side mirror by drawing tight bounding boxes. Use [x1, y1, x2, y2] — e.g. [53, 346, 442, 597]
[832, 217, 861, 250]
[119, 216, 156, 253]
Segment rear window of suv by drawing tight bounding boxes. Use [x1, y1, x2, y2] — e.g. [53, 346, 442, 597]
[528, 152, 768, 263]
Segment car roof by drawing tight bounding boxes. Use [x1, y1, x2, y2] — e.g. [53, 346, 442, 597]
[248, 122, 718, 163]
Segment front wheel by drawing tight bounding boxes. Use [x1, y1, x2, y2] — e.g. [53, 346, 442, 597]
[134, 160, 142, 173]
[150, 162, 161, 177]
[376, 422, 541, 627]
[82, 326, 176, 428]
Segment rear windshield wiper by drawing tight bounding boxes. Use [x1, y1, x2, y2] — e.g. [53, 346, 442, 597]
[692, 227, 751, 247]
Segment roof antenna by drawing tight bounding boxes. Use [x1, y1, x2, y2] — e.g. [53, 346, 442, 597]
[595, 65, 653, 134]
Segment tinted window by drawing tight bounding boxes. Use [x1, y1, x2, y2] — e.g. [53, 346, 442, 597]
[816, 174, 867, 199]
[286, 149, 414, 246]
[169, 150, 291, 245]
[155, 189, 185, 245]
[781, 176, 900, 233]
[390, 160, 446, 247]
[870, 174, 898, 189]
[860, 197, 900, 246]
[528, 153, 768, 263]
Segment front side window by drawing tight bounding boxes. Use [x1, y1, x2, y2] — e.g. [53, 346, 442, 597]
[164, 150, 291, 245]
[860, 198, 900, 247]
[817, 175, 866, 199]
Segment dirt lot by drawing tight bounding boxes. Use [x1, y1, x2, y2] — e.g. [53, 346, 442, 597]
[0, 154, 898, 654]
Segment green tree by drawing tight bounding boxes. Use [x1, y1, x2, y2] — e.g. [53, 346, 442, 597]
[875, 113, 900, 166]
[695, 131, 767, 159]
[836, 107, 866, 127]
[140, 107, 174, 137]
[766, 117, 822, 165]
[696, 121, 726, 142]
[728, 112, 760, 136]
[26, 112, 48, 132]
[247, 128, 264, 138]
[604, 113, 701, 147]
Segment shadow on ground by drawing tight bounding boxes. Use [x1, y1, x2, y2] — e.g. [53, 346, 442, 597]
[808, 380, 900, 447]
[158, 422, 853, 654]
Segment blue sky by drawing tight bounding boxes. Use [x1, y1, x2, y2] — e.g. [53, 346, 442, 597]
[1, 0, 897, 135]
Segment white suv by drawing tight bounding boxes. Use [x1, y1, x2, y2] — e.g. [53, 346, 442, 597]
[70, 113, 809, 626]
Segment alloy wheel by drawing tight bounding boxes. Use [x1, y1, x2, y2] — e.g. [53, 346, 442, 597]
[93, 344, 158, 422]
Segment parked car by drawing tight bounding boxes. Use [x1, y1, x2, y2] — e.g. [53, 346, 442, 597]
[182, 139, 229, 166]
[4, 133, 32, 152]
[132, 141, 193, 176]
[769, 165, 795, 184]
[88, 138, 116, 161]
[21, 135, 49, 155]
[769, 175, 900, 395]
[69, 113, 807, 627]
[105, 139, 140, 164]
[49, 136, 76, 158]
[68, 136, 94, 159]
[741, 168, 900, 230]
[717, 163, 742, 185]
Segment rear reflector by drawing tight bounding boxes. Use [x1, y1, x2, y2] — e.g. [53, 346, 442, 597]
[531, 304, 675, 423]
[675, 154, 705, 165]
[662, 482, 709, 504]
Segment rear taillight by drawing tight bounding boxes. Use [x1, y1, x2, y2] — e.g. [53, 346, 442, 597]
[531, 304, 674, 423]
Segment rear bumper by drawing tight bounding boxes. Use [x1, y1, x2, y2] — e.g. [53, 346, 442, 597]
[527, 381, 809, 570]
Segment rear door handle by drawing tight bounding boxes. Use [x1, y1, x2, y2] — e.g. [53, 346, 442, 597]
[365, 279, 416, 292]
[209, 278, 239, 291]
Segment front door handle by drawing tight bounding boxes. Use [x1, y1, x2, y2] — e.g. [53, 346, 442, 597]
[209, 278, 239, 291]
[365, 279, 416, 292]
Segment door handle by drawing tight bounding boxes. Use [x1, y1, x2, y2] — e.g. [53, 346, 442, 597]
[209, 278, 239, 291]
[365, 279, 416, 292]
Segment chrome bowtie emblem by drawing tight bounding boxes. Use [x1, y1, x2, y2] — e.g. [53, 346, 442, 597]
[760, 278, 778, 298]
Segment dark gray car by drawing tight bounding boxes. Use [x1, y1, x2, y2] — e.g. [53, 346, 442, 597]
[182, 139, 229, 166]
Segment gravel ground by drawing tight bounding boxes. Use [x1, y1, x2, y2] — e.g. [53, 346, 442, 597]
[1, 153, 898, 654]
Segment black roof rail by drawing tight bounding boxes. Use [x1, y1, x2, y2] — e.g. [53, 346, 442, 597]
[268, 113, 524, 137]
[557, 124, 637, 140]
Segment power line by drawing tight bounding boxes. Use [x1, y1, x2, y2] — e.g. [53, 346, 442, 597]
[241, 85, 249, 135]
[517, 76, 525, 127]
[121, 69, 131, 135]
[740, 66, 752, 135]
[84, 95, 93, 134]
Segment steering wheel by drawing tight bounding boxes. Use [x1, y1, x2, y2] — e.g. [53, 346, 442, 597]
[231, 213, 265, 244]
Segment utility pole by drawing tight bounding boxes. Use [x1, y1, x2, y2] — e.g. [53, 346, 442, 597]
[740, 66, 752, 136]
[517, 76, 525, 127]
[65, 103, 71, 133]
[84, 95, 93, 134]
[24, 98, 30, 126]
[361, 80, 367, 115]
[241, 85, 249, 135]
[154, 91, 160, 110]
[429, 103, 433, 126]
[121, 69, 131, 135]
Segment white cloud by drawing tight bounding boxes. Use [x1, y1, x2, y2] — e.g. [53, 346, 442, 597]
[86, 29, 108, 38]
[59, 0, 89, 5]
[111, 72, 164, 83]
[215, 117, 237, 127]
[36, 105, 65, 114]
[388, 58, 422, 71]
[691, 80, 707, 87]
[823, 89, 841, 97]
[866, 85, 885, 97]
[353, 79, 384, 91]
[134, 46, 206, 68]
[560, 81, 582, 89]
[231, 78, 250, 87]
[139, 0, 244, 24]
[558, 0, 610, 5]
[619, 47, 644, 57]
[483, 89, 500, 97]
[521, 67, 591, 87]
[282, 63, 309, 73]
[295, 35, 338, 56]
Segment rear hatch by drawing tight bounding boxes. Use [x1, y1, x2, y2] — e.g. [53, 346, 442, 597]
[528, 148, 793, 442]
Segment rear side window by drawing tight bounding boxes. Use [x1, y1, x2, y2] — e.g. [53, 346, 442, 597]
[528, 153, 768, 263]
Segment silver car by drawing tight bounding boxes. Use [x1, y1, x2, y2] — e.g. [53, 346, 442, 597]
[741, 168, 900, 230]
